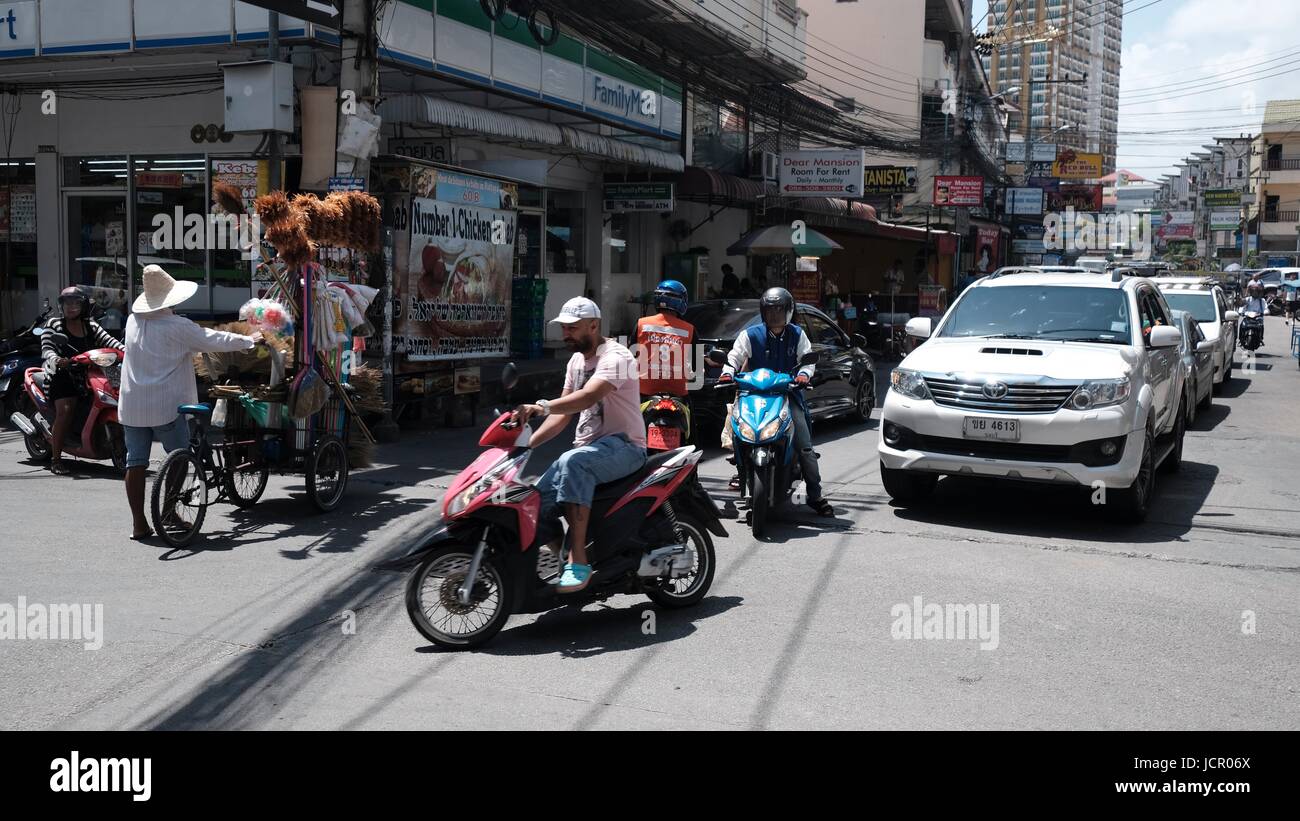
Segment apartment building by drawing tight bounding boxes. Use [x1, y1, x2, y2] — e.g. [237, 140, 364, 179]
[1254, 101, 1300, 254]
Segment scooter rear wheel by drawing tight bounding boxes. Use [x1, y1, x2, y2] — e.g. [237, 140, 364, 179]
[24, 430, 51, 463]
[406, 544, 510, 649]
[646, 513, 716, 608]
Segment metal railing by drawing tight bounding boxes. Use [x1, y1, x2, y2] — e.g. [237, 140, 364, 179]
[1266, 157, 1300, 171]
[1263, 210, 1300, 223]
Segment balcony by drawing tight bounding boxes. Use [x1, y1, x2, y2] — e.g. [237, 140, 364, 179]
[1260, 210, 1300, 237]
[1265, 157, 1300, 184]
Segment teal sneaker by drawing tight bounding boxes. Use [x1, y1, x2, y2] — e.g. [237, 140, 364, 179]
[556, 563, 592, 593]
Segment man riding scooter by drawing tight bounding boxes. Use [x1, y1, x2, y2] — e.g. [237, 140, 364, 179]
[636, 279, 695, 448]
[512, 297, 647, 593]
[719, 287, 834, 517]
[1241, 279, 1267, 347]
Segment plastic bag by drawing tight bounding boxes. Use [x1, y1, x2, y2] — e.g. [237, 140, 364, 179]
[719, 403, 735, 451]
[287, 366, 330, 419]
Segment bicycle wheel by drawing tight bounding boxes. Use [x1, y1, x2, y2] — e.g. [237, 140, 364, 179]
[306, 434, 349, 512]
[222, 440, 269, 508]
[151, 449, 208, 548]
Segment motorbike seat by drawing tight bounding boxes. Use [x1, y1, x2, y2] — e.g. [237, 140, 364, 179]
[592, 448, 688, 501]
[177, 403, 211, 417]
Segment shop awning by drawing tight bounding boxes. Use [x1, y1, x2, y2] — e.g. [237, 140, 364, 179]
[793, 197, 878, 221]
[867, 220, 959, 243]
[676, 166, 775, 204]
[379, 94, 685, 172]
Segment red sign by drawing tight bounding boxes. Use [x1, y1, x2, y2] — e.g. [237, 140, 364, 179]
[933, 176, 984, 207]
[1049, 184, 1103, 212]
[974, 225, 1000, 274]
[1158, 222, 1195, 240]
[135, 172, 183, 189]
[789, 269, 821, 306]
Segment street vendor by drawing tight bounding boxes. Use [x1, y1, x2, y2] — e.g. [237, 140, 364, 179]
[119, 264, 264, 541]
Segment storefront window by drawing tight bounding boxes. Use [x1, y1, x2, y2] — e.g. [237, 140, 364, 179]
[610, 213, 630, 274]
[133, 156, 209, 315]
[210, 158, 264, 316]
[64, 156, 130, 187]
[0, 161, 39, 329]
[546, 189, 585, 274]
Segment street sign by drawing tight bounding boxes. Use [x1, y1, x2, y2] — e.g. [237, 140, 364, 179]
[860, 166, 917, 195]
[933, 176, 984, 207]
[1049, 184, 1103, 212]
[242, 1, 340, 28]
[1051, 151, 1103, 180]
[603, 182, 675, 212]
[328, 176, 366, 191]
[1006, 187, 1044, 215]
[1204, 189, 1242, 207]
[778, 149, 866, 197]
[1005, 142, 1058, 163]
[1209, 210, 1240, 230]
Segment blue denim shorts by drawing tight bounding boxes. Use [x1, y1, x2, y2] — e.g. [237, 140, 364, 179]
[537, 434, 647, 519]
[123, 416, 191, 470]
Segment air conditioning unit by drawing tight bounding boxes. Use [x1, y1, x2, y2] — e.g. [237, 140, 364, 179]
[752, 150, 778, 182]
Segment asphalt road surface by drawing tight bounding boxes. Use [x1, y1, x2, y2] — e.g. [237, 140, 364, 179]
[2, 315, 1297, 729]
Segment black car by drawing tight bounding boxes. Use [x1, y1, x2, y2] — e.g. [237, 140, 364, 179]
[684, 299, 876, 443]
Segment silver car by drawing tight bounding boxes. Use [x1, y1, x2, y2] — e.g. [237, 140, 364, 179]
[1157, 278, 1238, 392]
[1170, 309, 1214, 425]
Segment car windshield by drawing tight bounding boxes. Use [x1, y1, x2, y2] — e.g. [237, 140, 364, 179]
[1161, 292, 1217, 322]
[683, 302, 761, 340]
[939, 285, 1131, 343]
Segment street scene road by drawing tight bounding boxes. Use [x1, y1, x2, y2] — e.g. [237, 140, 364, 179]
[3, 315, 1296, 731]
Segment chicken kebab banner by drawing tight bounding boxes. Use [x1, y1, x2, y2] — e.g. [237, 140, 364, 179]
[398, 169, 518, 360]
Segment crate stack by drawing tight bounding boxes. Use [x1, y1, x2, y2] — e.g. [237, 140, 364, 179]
[511, 277, 549, 359]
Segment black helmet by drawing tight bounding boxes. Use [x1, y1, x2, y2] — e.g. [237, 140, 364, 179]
[759, 287, 794, 326]
[58, 286, 90, 316]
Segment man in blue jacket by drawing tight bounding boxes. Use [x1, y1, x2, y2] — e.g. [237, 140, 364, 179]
[718, 287, 834, 517]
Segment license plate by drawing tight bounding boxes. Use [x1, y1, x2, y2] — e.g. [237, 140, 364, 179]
[963, 417, 1020, 441]
[647, 425, 681, 450]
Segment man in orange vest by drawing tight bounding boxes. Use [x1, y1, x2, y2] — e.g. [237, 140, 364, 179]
[636, 279, 695, 444]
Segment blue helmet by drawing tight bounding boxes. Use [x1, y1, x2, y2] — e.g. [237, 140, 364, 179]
[653, 279, 688, 316]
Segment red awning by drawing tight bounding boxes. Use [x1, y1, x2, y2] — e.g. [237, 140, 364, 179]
[675, 166, 774, 204]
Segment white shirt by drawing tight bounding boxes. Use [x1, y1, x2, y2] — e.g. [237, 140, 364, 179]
[723, 324, 815, 379]
[119, 310, 255, 427]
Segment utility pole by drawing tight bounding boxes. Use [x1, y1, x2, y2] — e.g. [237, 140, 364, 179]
[338, 0, 380, 181]
[268, 12, 282, 190]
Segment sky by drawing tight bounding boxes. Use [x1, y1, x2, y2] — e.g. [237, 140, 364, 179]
[973, 0, 1300, 180]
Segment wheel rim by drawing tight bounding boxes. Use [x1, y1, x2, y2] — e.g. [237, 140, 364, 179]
[1135, 439, 1153, 507]
[227, 444, 267, 502]
[313, 440, 346, 507]
[159, 456, 205, 539]
[658, 520, 711, 600]
[857, 383, 874, 418]
[414, 552, 503, 639]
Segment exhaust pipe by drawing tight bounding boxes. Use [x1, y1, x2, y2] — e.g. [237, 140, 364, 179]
[9, 412, 36, 436]
[35, 413, 52, 436]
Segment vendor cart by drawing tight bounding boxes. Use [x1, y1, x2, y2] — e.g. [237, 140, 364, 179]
[149, 188, 382, 548]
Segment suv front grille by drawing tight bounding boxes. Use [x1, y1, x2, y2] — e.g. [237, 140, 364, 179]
[923, 377, 1078, 413]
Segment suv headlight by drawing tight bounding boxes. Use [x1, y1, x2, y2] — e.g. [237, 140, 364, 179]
[1067, 377, 1130, 410]
[890, 368, 931, 401]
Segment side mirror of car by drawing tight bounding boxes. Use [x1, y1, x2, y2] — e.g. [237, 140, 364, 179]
[705, 347, 728, 367]
[905, 317, 932, 339]
[1196, 339, 1215, 353]
[1224, 310, 1239, 321]
[1148, 325, 1182, 348]
[852, 333, 867, 349]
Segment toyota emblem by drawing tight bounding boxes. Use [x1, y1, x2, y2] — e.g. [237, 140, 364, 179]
[982, 381, 1008, 399]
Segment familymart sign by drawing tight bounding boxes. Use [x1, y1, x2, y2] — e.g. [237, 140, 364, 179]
[603, 183, 674, 212]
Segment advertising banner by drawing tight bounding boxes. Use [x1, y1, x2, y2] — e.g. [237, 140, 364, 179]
[1006, 187, 1045, 215]
[1051, 151, 1103, 180]
[1204, 188, 1242, 208]
[1210, 210, 1240, 230]
[933, 176, 984, 206]
[974, 225, 1001, 274]
[861, 165, 918, 195]
[1049, 184, 1103, 212]
[398, 189, 516, 361]
[603, 182, 675, 212]
[779, 149, 866, 197]
[1005, 142, 1058, 163]
[1163, 210, 1194, 224]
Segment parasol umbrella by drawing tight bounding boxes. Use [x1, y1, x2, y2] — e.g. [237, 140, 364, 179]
[726, 225, 842, 257]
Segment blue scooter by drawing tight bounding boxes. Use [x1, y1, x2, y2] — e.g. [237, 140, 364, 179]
[1, 306, 50, 429]
[711, 349, 817, 538]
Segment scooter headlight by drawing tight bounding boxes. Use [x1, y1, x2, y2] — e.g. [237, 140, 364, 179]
[737, 420, 756, 441]
[88, 351, 119, 368]
[759, 418, 783, 440]
[94, 389, 118, 407]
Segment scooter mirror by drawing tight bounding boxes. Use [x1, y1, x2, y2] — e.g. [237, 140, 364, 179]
[501, 362, 519, 392]
[851, 333, 867, 349]
[799, 351, 819, 366]
[705, 348, 728, 366]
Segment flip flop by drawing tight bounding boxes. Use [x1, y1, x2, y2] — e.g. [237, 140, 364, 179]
[728, 475, 742, 490]
[809, 498, 836, 517]
[49, 462, 71, 475]
[555, 563, 592, 593]
[130, 528, 155, 541]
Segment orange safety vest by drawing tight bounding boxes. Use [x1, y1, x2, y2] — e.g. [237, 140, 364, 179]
[636, 312, 695, 397]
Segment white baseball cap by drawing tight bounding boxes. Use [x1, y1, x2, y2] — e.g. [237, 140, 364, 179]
[550, 297, 601, 324]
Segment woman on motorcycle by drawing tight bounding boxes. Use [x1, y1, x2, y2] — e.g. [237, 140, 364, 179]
[41, 287, 123, 474]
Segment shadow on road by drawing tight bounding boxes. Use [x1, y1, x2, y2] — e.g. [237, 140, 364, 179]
[889, 460, 1220, 545]
[448, 595, 744, 658]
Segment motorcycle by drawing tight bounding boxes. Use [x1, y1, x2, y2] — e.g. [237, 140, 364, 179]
[712, 349, 818, 538]
[642, 393, 691, 452]
[1240, 311, 1264, 352]
[0, 306, 52, 427]
[388, 364, 725, 650]
[9, 347, 127, 471]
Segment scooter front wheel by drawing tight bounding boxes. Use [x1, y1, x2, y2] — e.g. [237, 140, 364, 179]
[406, 544, 510, 650]
[750, 465, 770, 539]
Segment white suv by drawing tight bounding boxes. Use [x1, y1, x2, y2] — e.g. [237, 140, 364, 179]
[878, 271, 1187, 522]
[1155, 277, 1237, 391]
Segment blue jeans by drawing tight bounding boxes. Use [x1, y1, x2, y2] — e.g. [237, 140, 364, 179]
[123, 416, 191, 470]
[537, 434, 647, 521]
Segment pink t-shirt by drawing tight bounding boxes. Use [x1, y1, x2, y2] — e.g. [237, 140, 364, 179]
[564, 339, 647, 449]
